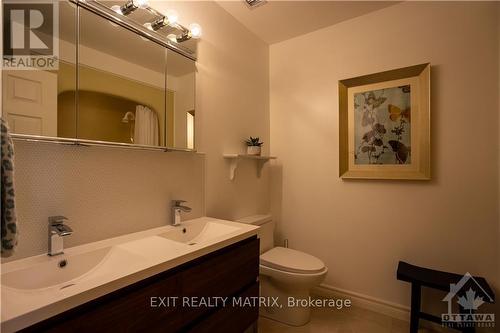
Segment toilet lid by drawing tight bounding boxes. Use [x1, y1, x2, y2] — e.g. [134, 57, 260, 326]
[260, 247, 326, 274]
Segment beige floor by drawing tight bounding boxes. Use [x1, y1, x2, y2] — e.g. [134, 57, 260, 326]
[258, 306, 441, 333]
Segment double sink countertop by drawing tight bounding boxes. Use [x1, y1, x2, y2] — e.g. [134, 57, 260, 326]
[1, 217, 259, 332]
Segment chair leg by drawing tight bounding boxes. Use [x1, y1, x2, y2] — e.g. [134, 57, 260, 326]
[459, 305, 475, 333]
[410, 283, 421, 333]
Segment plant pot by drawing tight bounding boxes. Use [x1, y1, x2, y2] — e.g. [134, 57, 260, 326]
[247, 146, 261, 156]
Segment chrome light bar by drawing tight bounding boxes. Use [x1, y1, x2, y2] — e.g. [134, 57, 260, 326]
[74, 0, 199, 60]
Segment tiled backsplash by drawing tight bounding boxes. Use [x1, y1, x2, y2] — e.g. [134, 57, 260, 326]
[3, 141, 205, 262]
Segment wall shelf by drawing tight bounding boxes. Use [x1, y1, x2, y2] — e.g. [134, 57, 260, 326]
[223, 154, 277, 180]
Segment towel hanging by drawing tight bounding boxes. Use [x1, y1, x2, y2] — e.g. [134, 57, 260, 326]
[1, 117, 18, 257]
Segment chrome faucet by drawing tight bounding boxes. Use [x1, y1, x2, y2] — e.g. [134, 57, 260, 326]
[48, 216, 73, 256]
[171, 200, 192, 226]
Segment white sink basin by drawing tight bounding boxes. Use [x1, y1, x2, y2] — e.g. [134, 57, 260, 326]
[2, 247, 128, 291]
[159, 220, 240, 245]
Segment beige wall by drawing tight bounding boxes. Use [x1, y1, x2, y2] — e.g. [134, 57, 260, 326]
[270, 1, 499, 309]
[158, 1, 270, 220]
[5, 1, 270, 260]
[5, 142, 205, 262]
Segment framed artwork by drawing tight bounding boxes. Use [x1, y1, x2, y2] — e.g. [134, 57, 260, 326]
[339, 63, 430, 180]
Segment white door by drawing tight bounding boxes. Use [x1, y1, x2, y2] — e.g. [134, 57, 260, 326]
[2, 70, 57, 136]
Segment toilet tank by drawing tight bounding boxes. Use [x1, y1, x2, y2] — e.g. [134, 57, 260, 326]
[236, 214, 274, 254]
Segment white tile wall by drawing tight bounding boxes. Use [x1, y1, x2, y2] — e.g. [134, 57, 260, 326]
[3, 140, 205, 262]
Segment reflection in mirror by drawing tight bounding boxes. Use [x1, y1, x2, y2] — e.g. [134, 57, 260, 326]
[167, 50, 196, 149]
[75, 8, 167, 146]
[2, 1, 77, 138]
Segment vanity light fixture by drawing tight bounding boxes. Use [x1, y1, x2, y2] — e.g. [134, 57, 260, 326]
[97, 0, 201, 49]
[111, 0, 149, 16]
[150, 17, 170, 31]
[175, 33, 191, 43]
[172, 23, 202, 43]
[142, 9, 200, 42]
[148, 10, 178, 31]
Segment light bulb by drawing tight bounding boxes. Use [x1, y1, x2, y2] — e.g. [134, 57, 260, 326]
[188, 23, 202, 39]
[165, 10, 178, 25]
[132, 0, 149, 9]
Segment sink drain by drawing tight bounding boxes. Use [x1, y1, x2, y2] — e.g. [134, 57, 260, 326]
[187, 242, 197, 246]
[58, 259, 68, 268]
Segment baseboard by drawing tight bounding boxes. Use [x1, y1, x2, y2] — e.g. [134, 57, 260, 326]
[311, 284, 449, 332]
[311, 283, 410, 321]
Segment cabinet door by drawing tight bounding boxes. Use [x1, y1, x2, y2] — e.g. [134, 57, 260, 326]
[187, 283, 259, 333]
[181, 238, 259, 323]
[21, 274, 183, 333]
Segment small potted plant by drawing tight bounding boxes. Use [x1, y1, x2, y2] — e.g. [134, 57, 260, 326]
[245, 137, 263, 156]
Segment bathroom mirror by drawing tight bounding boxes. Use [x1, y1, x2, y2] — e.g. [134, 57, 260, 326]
[167, 50, 196, 149]
[2, 1, 77, 138]
[76, 7, 168, 146]
[4, 0, 197, 150]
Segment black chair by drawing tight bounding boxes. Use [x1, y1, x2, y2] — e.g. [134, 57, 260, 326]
[397, 261, 494, 333]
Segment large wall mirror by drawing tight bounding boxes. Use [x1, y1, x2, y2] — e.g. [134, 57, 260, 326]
[2, 0, 197, 151]
[167, 50, 195, 150]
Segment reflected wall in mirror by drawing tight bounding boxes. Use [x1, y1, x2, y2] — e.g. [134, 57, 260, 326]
[167, 50, 195, 149]
[75, 8, 167, 146]
[2, 1, 77, 138]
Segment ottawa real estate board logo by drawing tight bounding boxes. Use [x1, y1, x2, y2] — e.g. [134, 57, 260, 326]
[442, 272, 495, 329]
[3, 0, 59, 70]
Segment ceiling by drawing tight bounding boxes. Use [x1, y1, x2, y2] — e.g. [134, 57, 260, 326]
[216, 1, 397, 44]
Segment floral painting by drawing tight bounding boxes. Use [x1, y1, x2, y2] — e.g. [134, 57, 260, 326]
[353, 85, 411, 165]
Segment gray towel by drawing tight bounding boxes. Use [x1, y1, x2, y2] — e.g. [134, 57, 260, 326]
[1, 117, 17, 257]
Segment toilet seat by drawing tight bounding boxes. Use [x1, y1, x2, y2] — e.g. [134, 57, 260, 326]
[260, 247, 325, 274]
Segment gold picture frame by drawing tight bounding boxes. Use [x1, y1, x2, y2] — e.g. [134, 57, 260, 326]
[339, 63, 430, 180]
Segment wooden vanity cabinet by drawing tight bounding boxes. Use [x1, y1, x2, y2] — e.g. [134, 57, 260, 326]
[21, 237, 259, 333]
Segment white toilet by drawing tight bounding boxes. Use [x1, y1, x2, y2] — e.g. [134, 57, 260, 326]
[236, 215, 328, 326]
